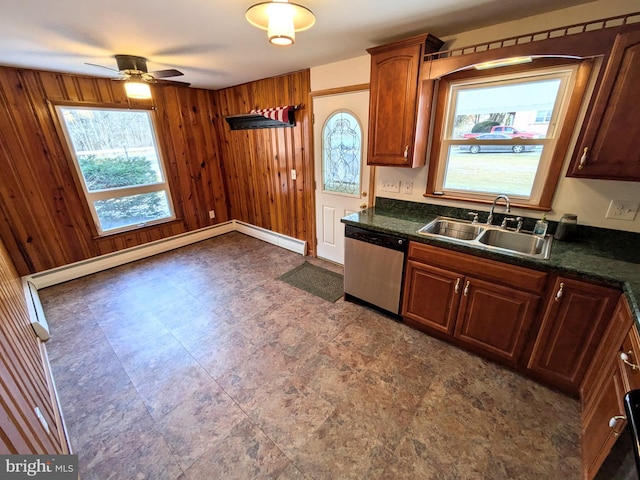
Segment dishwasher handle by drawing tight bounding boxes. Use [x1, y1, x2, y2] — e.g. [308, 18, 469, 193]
[345, 225, 407, 252]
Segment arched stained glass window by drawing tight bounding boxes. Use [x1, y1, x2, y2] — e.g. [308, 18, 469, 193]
[322, 110, 362, 196]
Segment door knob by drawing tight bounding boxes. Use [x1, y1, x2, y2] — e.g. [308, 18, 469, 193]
[362, 191, 367, 197]
[359, 203, 368, 210]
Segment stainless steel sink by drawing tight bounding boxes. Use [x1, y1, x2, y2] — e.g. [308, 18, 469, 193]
[418, 218, 485, 240]
[477, 229, 551, 257]
[417, 216, 553, 259]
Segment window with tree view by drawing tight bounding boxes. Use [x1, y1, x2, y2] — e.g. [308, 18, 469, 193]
[433, 64, 578, 206]
[56, 106, 175, 234]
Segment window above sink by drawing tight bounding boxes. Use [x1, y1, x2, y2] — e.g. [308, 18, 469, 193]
[426, 58, 592, 210]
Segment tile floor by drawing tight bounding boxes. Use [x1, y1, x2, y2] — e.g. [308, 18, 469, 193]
[40, 232, 582, 479]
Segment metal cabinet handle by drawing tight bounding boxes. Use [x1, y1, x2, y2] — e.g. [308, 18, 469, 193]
[609, 415, 626, 436]
[454, 278, 461, 294]
[403, 145, 409, 159]
[620, 351, 640, 370]
[554, 282, 565, 302]
[463, 280, 470, 297]
[578, 147, 588, 170]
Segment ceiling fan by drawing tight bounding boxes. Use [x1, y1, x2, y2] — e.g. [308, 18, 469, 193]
[87, 54, 190, 97]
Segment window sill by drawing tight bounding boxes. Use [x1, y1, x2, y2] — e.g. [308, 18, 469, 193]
[92, 217, 183, 240]
[423, 193, 551, 212]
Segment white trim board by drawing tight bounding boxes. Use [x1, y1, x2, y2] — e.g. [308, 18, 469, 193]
[26, 220, 307, 290]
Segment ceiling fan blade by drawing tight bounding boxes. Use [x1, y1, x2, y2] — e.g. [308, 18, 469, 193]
[86, 62, 120, 74]
[155, 79, 191, 87]
[150, 69, 184, 78]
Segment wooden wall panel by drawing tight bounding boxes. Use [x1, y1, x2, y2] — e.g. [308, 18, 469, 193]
[0, 66, 229, 275]
[0, 237, 67, 454]
[213, 70, 314, 253]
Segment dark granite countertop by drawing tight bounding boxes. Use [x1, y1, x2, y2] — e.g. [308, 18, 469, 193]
[341, 198, 640, 324]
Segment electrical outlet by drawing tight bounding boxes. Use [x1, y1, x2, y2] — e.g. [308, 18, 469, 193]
[403, 181, 413, 194]
[380, 180, 400, 192]
[209, 210, 215, 219]
[605, 200, 639, 221]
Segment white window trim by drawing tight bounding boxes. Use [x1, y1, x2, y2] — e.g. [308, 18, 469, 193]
[55, 105, 176, 235]
[434, 64, 580, 206]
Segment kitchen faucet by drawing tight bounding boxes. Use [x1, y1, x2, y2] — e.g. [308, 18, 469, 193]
[487, 194, 511, 225]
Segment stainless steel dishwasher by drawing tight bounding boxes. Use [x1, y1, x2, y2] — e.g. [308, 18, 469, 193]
[344, 225, 407, 315]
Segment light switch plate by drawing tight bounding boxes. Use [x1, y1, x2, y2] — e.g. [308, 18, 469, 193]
[403, 181, 413, 194]
[605, 200, 639, 221]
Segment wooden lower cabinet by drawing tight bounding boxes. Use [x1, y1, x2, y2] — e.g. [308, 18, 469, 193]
[454, 277, 540, 366]
[403, 260, 460, 336]
[527, 276, 620, 395]
[582, 353, 626, 480]
[402, 242, 544, 367]
[581, 296, 635, 479]
[619, 322, 640, 392]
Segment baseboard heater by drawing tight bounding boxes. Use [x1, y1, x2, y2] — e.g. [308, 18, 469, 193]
[26, 220, 306, 290]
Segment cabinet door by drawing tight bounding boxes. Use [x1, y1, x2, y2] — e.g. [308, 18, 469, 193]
[402, 260, 461, 336]
[582, 355, 626, 480]
[528, 277, 620, 395]
[581, 295, 633, 410]
[454, 277, 539, 367]
[568, 29, 640, 180]
[367, 42, 422, 167]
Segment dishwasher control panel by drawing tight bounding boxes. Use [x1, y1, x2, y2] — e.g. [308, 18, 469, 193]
[345, 225, 407, 252]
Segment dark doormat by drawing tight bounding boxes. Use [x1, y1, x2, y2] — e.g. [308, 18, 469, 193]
[278, 261, 344, 303]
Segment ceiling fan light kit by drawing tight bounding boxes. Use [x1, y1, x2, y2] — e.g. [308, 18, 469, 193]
[246, 0, 315, 46]
[124, 79, 152, 99]
[87, 54, 189, 98]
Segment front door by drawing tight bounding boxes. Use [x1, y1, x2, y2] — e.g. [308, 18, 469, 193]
[313, 90, 371, 264]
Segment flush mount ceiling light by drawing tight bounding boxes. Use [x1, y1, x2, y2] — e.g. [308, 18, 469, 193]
[123, 78, 152, 99]
[246, 0, 316, 46]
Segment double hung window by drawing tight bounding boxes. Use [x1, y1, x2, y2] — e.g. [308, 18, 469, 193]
[430, 63, 581, 207]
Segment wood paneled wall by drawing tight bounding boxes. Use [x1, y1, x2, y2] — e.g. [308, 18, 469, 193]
[0, 66, 229, 275]
[213, 70, 315, 253]
[0, 237, 67, 454]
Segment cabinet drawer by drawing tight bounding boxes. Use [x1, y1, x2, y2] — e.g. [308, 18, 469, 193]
[619, 323, 640, 392]
[408, 242, 547, 293]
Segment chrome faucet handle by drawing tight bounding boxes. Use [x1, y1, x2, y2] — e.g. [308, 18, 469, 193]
[516, 217, 524, 232]
[468, 212, 479, 224]
[501, 217, 517, 229]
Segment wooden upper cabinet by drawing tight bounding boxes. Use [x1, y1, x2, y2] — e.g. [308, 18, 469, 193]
[528, 276, 620, 396]
[367, 34, 443, 167]
[567, 28, 640, 181]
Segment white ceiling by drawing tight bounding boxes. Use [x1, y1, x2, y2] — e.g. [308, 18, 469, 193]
[0, 0, 597, 90]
